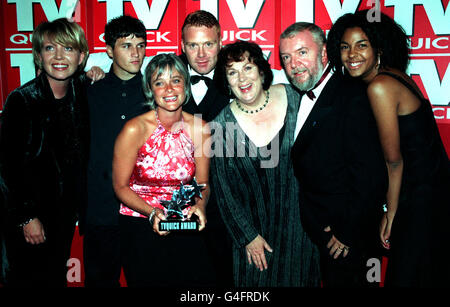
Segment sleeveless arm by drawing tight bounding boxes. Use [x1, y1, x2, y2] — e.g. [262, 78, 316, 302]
[112, 119, 154, 217]
[368, 80, 403, 247]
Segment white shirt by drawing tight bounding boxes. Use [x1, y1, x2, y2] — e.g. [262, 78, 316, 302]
[85, 52, 290, 103]
[294, 66, 333, 139]
[189, 68, 288, 105]
[189, 68, 214, 105]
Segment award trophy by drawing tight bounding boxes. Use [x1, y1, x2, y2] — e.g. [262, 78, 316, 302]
[158, 178, 205, 232]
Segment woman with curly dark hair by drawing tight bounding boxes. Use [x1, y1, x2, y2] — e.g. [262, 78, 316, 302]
[327, 10, 450, 287]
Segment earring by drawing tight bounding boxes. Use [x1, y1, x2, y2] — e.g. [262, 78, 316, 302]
[341, 66, 345, 75]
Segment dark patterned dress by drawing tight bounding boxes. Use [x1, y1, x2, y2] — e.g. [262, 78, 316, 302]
[211, 85, 320, 287]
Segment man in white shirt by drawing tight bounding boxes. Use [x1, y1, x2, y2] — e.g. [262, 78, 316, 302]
[279, 22, 387, 288]
[279, 25, 332, 139]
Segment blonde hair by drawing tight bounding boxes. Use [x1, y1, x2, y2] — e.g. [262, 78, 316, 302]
[32, 18, 89, 71]
[143, 53, 191, 109]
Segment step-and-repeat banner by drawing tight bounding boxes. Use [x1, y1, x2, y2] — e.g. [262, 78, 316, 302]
[1, 0, 449, 138]
[1, 0, 449, 153]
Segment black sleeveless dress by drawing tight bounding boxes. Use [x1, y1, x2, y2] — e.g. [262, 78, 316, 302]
[379, 72, 450, 287]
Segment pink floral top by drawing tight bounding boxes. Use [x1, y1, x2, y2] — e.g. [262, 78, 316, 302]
[119, 113, 195, 218]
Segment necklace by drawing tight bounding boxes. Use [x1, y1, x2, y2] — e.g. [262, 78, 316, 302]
[235, 90, 270, 114]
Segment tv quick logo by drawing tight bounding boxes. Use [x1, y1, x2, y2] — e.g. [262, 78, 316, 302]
[408, 60, 449, 106]
[7, 0, 79, 31]
[97, 0, 170, 29]
[295, 0, 450, 36]
[200, 0, 269, 43]
[200, 0, 265, 29]
[198, 0, 271, 57]
[7, 0, 449, 41]
[433, 107, 450, 120]
[8, 0, 170, 31]
[94, 1, 175, 51]
[385, 0, 450, 36]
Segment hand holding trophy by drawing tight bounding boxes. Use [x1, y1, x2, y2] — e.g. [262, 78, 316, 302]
[152, 177, 206, 233]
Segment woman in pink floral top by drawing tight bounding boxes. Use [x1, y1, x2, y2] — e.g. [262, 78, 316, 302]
[112, 53, 214, 287]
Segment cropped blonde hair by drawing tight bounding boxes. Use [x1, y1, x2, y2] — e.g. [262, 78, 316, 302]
[32, 18, 89, 71]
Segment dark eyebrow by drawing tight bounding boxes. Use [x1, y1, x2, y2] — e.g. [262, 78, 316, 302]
[340, 39, 368, 45]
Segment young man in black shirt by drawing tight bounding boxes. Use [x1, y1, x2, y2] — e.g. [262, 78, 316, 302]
[81, 15, 148, 288]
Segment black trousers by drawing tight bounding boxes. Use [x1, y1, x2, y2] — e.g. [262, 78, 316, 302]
[120, 214, 217, 287]
[83, 224, 121, 287]
[203, 196, 234, 287]
[319, 243, 382, 288]
[4, 218, 76, 287]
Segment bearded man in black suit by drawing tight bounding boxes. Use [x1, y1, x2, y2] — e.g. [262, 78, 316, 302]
[279, 22, 388, 287]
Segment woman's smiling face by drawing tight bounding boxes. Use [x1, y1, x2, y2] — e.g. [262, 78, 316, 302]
[151, 66, 186, 112]
[340, 27, 379, 83]
[226, 53, 264, 106]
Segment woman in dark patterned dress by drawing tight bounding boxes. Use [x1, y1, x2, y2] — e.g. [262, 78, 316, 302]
[211, 41, 320, 287]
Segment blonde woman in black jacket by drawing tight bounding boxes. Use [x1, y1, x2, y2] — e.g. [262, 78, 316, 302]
[0, 18, 90, 287]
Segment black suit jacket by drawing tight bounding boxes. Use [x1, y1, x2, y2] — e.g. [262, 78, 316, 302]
[178, 54, 230, 231]
[0, 72, 89, 227]
[291, 74, 388, 249]
[179, 54, 230, 122]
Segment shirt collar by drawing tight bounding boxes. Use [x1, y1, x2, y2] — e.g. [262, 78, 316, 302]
[189, 66, 214, 79]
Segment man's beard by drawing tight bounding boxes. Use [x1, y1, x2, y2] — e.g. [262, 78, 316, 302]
[290, 56, 324, 92]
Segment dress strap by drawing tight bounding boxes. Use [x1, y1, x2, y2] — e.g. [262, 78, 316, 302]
[155, 108, 185, 134]
[155, 109, 162, 128]
[377, 71, 424, 101]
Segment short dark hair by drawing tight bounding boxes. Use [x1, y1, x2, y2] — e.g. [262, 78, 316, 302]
[327, 10, 410, 74]
[104, 15, 147, 48]
[214, 40, 273, 98]
[181, 10, 221, 40]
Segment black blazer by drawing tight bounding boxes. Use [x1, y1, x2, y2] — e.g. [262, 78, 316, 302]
[179, 54, 230, 123]
[178, 54, 230, 230]
[0, 72, 89, 227]
[291, 74, 388, 249]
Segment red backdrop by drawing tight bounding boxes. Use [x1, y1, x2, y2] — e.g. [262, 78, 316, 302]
[0, 0, 449, 287]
